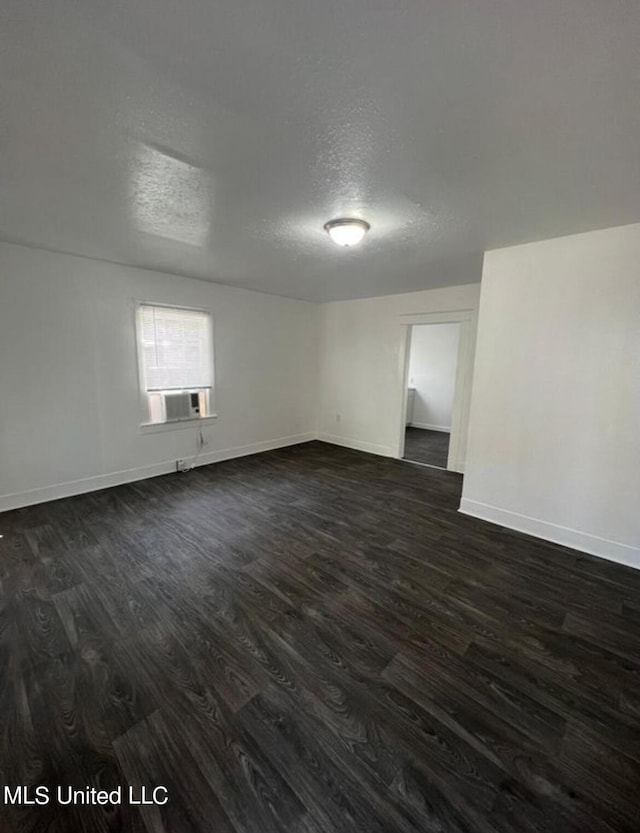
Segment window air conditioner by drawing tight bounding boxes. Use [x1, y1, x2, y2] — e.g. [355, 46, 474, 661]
[162, 391, 202, 421]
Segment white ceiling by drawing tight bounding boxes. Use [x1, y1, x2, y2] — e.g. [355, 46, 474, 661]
[1, 1, 639, 301]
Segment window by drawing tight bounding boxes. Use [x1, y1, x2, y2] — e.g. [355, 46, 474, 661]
[136, 304, 214, 425]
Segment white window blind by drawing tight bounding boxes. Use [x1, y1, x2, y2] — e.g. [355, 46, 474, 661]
[138, 305, 212, 391]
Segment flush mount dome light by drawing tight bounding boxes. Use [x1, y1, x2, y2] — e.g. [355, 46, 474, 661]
[324, 218, 370, 247]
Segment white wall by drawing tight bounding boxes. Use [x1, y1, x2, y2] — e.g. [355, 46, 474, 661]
[461, 223, 640, 567]
[317, 283, 481, 465]
[0, 242, 319, 510]
[408, 323, 460, 431]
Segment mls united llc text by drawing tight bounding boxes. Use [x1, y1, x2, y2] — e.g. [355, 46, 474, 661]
[4, 785, 169, 806]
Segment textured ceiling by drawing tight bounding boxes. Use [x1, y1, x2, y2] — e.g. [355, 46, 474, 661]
[1, 0, 639, 301]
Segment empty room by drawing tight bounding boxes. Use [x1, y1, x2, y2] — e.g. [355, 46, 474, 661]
[1, 2, 639, 832]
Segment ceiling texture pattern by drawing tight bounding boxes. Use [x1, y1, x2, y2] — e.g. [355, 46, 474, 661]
[1, 0, 639, 300]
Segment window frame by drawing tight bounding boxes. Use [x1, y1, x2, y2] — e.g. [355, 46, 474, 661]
[134, 300, 217, 431]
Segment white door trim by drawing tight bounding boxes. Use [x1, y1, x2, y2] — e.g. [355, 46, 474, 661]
[395, 309, 476, 473]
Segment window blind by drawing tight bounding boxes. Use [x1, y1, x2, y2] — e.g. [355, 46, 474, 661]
[138, 305, 212, 391]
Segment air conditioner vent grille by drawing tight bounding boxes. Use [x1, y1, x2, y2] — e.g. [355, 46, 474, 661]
[164, 391, 197, 421]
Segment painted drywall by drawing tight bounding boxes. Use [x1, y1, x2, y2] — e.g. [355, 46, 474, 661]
[0, 242, 319, 510]
[461, 223, 640, 567]
[317, 283, 481, 465]
[408, 323, 460, 431]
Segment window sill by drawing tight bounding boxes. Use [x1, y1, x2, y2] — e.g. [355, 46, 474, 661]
[139, 415, 218, 435]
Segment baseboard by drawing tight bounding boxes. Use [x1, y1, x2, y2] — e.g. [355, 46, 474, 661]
[317, 433, 395, 458]
[0, 433, 315, 513]
[408, 422, 451, 433]
[459, 498, 640, 570]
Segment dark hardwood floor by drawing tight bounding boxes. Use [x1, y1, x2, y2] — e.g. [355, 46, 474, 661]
[404, 427, 450, 468]
[1, 441, 640, 832]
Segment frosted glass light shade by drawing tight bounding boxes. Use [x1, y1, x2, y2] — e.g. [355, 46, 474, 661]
[324, 218, 370, 246]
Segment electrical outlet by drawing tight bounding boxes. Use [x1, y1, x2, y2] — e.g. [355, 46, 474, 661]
[176, 459, 187, 472]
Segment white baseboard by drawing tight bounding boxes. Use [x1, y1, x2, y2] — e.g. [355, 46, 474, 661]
[459, 498, 640, 570]
[408, 422, 451, 433]
[317, 433, 395, 458]
[0, 433, 315, 513]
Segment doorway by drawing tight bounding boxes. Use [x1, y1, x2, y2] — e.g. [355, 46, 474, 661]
[395, 309, 475, 473]
[402, 322, 461, 468]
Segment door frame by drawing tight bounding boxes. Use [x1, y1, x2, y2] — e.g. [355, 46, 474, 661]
[395, 309, 475, 472]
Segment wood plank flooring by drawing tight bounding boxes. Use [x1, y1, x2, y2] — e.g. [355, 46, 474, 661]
[1, 441, 640, 832]
[404, 427, 450, 468]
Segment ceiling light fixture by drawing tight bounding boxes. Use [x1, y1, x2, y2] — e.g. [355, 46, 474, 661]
[324, 218, 370, 247]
